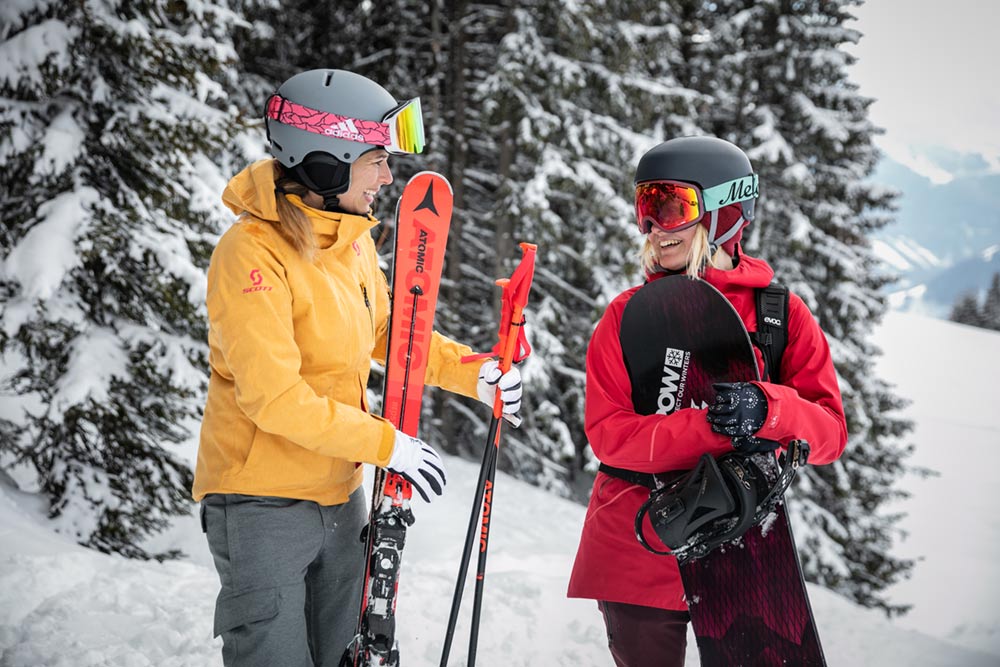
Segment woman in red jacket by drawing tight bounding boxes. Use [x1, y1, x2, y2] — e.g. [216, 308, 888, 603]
[567, 136, 847, 667]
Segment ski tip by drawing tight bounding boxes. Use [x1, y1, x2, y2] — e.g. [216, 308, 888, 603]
[407, 170, 454, 196]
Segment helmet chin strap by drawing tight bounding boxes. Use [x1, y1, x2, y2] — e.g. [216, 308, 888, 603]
[707, 209, 720, 254]
[706, 208, 745, 254]
[321, 193, 347, 213]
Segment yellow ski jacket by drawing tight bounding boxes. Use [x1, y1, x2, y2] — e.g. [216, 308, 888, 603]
[192, 159, 481, 505]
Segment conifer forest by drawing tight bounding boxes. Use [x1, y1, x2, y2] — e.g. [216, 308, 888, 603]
[0, 0, 914, 614]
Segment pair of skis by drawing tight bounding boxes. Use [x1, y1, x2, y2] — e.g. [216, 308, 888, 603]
[342, 171, 536, 667]
[341, 171, 452, 667]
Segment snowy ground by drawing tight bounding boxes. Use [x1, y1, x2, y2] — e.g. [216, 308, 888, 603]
[874, 312, 1000, 658]
[1, 310, 999, 666]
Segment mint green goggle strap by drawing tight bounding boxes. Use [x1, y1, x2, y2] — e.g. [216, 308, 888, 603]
[702, 174, 759, 212]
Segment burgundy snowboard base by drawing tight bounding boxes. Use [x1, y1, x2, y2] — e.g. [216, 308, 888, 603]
[619, 276, 825, 666]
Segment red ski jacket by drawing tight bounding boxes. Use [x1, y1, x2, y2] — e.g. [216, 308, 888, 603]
[567, 254, 847, 610]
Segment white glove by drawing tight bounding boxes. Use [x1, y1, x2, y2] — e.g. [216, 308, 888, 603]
[387, 431, 447, 503]
[477, 359, 523, 426]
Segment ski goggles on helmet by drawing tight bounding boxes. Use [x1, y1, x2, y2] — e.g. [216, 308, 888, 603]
[265, 94, 425, 155]
[635, 174, 758, 234]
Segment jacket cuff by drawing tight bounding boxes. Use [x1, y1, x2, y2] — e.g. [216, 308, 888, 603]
[754, 381, 787, 442]
[374, 419, 397, 467]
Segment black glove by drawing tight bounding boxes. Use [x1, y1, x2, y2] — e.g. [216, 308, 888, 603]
[707, 382, 777, 453]
[730, 434, 781, 454]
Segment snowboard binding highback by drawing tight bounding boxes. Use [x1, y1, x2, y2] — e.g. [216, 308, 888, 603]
[635, 440, 810, 563]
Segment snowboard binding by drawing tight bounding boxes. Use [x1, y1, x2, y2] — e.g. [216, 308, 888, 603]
[635, 440, 809, 563]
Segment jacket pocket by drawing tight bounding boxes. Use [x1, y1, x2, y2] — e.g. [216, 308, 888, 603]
[594, 473, 624, 503]
[214, 587, 279, 637]
[585, 474, 643, 527]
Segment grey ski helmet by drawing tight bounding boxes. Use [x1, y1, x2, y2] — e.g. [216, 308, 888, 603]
[264, 69, 424, 203]
[634, 136, 758, 252]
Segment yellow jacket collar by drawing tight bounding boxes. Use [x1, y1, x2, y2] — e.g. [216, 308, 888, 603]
[286, 193, 378, 252]
[222, 158, 379, 252]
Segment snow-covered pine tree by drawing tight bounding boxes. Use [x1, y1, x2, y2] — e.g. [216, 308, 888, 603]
[683, 0, 914, 613]
[228, 0, 370, 124]
[951, 273, 1000, 331]
[0, 0, 242, 558]
[949, 293, 984, 328]
[981, 272, 1000, 331]
[435, 0, 705, 493]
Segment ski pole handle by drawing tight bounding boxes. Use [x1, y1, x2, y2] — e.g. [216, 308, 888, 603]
[491, 243, 537, 421]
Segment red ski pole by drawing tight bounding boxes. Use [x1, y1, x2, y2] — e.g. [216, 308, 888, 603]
[440, 242, 536, 667]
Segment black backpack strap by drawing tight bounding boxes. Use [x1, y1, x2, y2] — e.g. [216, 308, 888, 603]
[751, 282, 789, 382]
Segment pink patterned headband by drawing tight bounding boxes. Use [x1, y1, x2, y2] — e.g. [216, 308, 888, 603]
[265, 95, 392, 147]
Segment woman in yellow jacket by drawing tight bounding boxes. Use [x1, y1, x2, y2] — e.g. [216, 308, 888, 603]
[193, 69, 522, 667]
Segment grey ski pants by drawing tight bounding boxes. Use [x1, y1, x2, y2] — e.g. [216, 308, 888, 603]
[202, 489, 367, 667]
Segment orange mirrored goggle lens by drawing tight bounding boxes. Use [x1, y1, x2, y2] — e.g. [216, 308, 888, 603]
[635, 181, 703, 234]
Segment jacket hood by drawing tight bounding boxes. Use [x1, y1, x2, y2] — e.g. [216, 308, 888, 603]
[222, 159, 378, 252]
[705, 202, 748, 256]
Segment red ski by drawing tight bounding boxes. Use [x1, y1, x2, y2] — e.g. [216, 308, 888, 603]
[344, 171, 453, 667]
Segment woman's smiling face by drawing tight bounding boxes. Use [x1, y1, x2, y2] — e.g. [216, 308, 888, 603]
[337, 150, 393, 214]
[648, 223, 698, 271]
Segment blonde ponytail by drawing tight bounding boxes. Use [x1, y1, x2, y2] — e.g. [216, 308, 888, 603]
[271, 161, 318, 261]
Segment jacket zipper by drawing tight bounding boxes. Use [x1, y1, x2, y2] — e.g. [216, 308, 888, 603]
[360, 282, 374, 413]
[360, 282, 374, 335]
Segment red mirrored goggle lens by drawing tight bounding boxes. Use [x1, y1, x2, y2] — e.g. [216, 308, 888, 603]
[635, 181, 703, 234]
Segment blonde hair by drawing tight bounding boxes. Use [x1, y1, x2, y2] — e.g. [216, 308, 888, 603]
[272, 160, 318, 260]
[639, 224, 733, 278]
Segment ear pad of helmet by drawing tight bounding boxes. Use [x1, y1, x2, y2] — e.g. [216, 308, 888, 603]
[289, 152, 352, 198]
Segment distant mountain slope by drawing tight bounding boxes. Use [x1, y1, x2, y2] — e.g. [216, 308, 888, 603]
[872, 152, 1000, 314]
[921, 244, 1000, 305]
[873, 155, 1000, 265]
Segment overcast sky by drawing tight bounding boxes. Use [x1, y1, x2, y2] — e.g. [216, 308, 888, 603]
[847, 0, 1000, 178]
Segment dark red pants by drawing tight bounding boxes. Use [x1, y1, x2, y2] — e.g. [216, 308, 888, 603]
[599, 601, 690, 667]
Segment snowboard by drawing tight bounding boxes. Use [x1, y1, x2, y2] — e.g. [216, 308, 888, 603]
[619, 275, 825, 666]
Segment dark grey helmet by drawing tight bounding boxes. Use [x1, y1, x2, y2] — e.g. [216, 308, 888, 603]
[265, 69, 400, 167]
[635, 136, 757, 224]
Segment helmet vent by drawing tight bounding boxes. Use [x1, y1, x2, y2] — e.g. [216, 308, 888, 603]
[324, 72, 333, 86]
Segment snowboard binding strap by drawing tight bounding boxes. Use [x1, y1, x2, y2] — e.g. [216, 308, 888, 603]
[633, 440, 810, 562]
